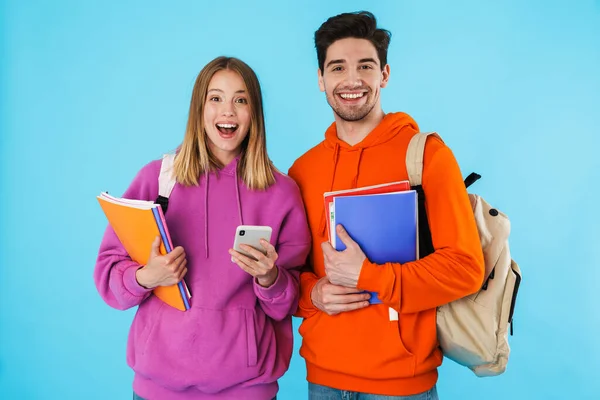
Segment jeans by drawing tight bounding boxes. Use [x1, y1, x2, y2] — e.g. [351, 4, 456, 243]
[308, 383, 438, 400]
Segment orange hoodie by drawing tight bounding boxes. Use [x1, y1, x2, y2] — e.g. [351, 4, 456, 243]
[288, 112, 484, 396]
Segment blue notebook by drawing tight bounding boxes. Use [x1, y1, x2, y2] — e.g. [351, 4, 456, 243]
[333, 190, 418, 304]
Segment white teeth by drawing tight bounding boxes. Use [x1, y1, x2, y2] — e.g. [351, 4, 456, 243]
[217, 123, 237, 128]
[340, 93, 364, 99]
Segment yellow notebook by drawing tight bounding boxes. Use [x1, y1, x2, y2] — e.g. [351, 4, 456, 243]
[97, 192, 191, 311]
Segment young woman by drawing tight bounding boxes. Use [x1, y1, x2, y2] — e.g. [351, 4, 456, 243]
[94, 56, 311, 400]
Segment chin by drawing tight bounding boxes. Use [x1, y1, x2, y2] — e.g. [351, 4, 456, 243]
[217, 143, 242, 153]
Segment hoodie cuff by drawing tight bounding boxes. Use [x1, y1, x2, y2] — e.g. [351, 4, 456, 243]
[358, 259, 401, 309]
[358, 258, 397, 293]
[295, 271, 320, 318]
[357, 259, 382, 292]
[123, 264, 154, 297]
[254, 266, 287, 301]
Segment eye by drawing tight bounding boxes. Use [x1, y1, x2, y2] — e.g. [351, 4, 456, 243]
[235, 97, 248, 104]
[360, 65, 373, 70]
[209, 96, 220, 102]
[331, 66, 343, 72]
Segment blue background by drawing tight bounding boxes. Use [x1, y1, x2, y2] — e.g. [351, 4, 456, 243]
[1, 0, 599, 399]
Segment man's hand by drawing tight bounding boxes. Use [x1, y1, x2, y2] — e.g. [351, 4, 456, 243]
[311, 276, 370, 316]
[322, 224, 367, 288]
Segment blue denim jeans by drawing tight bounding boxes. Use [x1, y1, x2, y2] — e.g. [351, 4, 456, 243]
[308, 383, 438, 400]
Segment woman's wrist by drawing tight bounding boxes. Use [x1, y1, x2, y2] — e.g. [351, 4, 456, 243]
[135, 267, 153, 289]
[257, 266, 279, 288]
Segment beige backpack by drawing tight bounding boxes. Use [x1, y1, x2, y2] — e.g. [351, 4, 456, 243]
[406, 132, 522, 377]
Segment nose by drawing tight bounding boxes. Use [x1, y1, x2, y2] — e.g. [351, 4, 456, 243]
[221, 101, 235, 117]
[345, 69, 362, 87]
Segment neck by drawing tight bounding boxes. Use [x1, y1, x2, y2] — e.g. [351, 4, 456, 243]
[209, 145, 241, 167]
[334, 107, 385, 146]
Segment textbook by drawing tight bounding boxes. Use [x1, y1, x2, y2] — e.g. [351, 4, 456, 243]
[331, 190, 418, 304]
[323, 181, 411, 244]
[97, 192, 191, 311]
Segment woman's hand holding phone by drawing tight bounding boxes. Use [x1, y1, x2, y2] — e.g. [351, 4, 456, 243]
[229, 226, 278, 287]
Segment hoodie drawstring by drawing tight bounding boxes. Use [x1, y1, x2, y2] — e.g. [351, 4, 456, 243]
[235, 167, 244, 226]
[319, 146, 365, 237]
[204, 174, 209, 258]
[203, 164, 244, 259]
[329, 143, 341, 193]
[319, 143, 341, 236]
[351, 148, 364, 188]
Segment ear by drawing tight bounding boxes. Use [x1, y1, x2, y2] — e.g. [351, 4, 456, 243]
[318, 68, 325, 92]
[380, 64, 390, 88]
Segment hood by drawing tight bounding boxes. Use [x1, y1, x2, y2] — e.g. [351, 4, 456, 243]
[318, 112, 419, 235]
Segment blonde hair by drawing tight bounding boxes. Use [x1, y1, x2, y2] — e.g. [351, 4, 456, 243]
[174, 56, 276, 190]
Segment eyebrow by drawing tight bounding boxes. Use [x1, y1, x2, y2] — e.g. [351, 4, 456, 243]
[359, 58, 378, 65]
[325, 58, 379, 68]
[326, 59, 345, 68]
[207, 89, 247, 94]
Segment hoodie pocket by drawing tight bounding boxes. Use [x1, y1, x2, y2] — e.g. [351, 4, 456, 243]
[245, 309, 258, 367]
[131, 306, 263, 393]
[128, 299, 166, 368]
[394, 317, 415, 360]
[299, 307, 416, 380]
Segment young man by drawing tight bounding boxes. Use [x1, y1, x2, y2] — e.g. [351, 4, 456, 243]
[288, 11, 485, 399]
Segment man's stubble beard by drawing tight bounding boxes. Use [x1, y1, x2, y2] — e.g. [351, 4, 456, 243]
[326, 90, 377, 122]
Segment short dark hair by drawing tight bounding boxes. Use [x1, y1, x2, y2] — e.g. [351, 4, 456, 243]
[315, 11, 391, 71]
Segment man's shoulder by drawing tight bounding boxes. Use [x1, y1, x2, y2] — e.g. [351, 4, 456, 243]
[421, 132, 452, 159]
[295, 140, 328, 163]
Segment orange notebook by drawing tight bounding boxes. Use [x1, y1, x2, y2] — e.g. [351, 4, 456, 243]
[97, 192, 191, 311]
[323, 181, 411, 244]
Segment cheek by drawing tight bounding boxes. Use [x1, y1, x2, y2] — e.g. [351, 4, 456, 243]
[204, 104, 216, 123]
[238, 109, 251, 128]
[370, 75, 383, 89]
[326, 80, 342, 97]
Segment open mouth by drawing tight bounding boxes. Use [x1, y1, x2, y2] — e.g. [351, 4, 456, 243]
[216, 123, 238, 138]
[337, 92, 367, 103]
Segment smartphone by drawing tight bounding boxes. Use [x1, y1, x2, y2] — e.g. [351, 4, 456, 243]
[232, 225, 273, 261]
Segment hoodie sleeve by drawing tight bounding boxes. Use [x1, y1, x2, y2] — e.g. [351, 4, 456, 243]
[93, 162, 160, 310]
[253, 179, 311, 321]
[286, 162, 321, 319]
[357, 138, 485, 314]
[294, 268, 320, 319]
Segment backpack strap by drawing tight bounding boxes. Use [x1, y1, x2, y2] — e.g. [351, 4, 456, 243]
[155, 153, 177, 215]
[407, 132, 482, 189]
[406, 132, 441, 259]
[406, 132, 441, 186]
[464, 172, 482, 189]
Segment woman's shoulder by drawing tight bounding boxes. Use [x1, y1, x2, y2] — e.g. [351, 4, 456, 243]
[132, 158, 163, 184]
[259, 169, 303, 205]
[271, 169, 301, 193]
[121, 157, 164, 200]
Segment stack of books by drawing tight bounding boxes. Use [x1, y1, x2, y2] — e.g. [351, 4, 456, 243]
[324, 181, 419, 305]
[97, 192, 191, 311]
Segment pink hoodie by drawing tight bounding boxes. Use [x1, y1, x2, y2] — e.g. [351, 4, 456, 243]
[94, 157, 311, 399]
